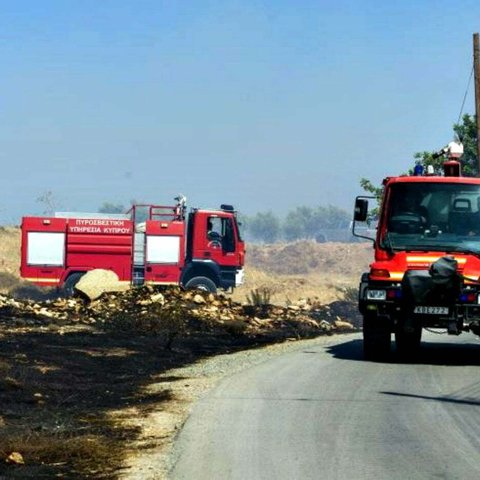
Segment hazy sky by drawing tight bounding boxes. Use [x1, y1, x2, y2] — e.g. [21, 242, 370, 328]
[1, 0, 480, 223]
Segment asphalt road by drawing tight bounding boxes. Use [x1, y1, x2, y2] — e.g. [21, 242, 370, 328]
[170, 332, 480, 480]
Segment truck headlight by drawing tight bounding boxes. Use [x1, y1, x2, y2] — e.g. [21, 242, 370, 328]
[366, 289, 387, 301]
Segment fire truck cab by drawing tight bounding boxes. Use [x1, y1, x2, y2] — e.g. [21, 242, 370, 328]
[20, 197, 245, 294]
[353, 148, 480, 359]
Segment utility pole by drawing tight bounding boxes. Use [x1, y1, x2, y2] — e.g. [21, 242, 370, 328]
[473, 33, 480, 175]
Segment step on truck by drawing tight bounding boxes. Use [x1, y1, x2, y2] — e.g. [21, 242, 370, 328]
[21, 196, 245, 295]
[353, 142, 480, 359]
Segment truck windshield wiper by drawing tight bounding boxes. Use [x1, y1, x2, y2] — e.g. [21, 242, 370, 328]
[397, 245, 469, 254]
[407, 244, 457, 252]
[409, 245, 480, 256]
[445, 247, 480, 256]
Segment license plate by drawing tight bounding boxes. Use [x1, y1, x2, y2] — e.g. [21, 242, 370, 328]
[414, 306, 449, 315]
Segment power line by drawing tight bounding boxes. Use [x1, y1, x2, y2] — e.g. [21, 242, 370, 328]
[457, 64, 474, 125]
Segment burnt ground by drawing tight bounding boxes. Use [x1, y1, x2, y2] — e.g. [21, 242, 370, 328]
[0, 298, 359, 479]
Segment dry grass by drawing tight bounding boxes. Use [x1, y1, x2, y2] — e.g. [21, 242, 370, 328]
[0, 227, 32, 297]
[232, 267, 362, 306]
[232, 240, 371, 306]
[0, 431, 123, 477]
[0, 271, 20, 291]
[0, 226, 20, 279]
[246, 241, 371, 276]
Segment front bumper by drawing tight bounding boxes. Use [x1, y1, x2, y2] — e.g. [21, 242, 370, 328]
[361, 299, 480, 335]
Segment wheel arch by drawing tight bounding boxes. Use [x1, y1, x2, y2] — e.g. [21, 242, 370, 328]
[60, 268, 90, 287]
[181, 261, 220, 287]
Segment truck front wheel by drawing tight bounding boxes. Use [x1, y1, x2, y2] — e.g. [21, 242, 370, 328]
[185, 276, 217, 294]
[363, 313, 391, 361]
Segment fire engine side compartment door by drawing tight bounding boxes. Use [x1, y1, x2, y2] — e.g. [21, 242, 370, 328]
[21, 217, 67, 286]
[143, 220, 185, 284]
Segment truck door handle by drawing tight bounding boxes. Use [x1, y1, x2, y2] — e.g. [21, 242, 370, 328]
[204, 252, 211, 258]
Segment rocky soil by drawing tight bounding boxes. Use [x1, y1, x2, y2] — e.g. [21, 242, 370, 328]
[0, 283, 360, 337]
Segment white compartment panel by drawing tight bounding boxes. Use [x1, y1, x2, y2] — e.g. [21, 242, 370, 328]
[146, 236, 180, 264]
[27, 232, 65, 266]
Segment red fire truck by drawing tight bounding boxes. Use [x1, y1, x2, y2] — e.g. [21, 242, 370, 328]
[353, 142, 480, 359]
[20, 196, 245, 295]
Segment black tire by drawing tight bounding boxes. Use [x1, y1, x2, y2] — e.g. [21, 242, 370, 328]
[363, 313, 391, 361]
[185, 276, 217, 294]
[63, 272, 85, 297]
[395, 326, 422, 357]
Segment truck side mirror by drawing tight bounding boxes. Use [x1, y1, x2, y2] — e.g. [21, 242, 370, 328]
[354, 198, 369, 222]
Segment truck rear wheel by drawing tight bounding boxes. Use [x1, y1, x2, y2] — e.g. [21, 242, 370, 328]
[185, 276, 217, 294]
[63, 272, 85, 297]
[395, 326, 422, 357]
[363, 313, 391, 361]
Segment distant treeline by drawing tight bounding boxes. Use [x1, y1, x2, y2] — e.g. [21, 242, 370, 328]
[97, 202, 352, 244]
[239, 205, 351, 243]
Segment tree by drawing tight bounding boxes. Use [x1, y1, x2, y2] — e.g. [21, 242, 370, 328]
[359, 178, 383, 199]
[413, 114, 477, 176]
[359, 178, 384, 217]
[415, 114, 478, 176]
[284, 210, 306, 241]
[361, 113, 478, 200]
[98, 202, 126, 214]
[283, 205, 350, 241]
[36, 190, 58, 215]
[309, 205, 350, 229]
[284, 206, 314, 240]
[235, 212, 249, 237]
[453, 113, 477, 176]
[248, 211, 281, 243]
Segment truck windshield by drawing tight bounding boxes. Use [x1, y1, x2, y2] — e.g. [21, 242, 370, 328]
[383, 182, 480, 254]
